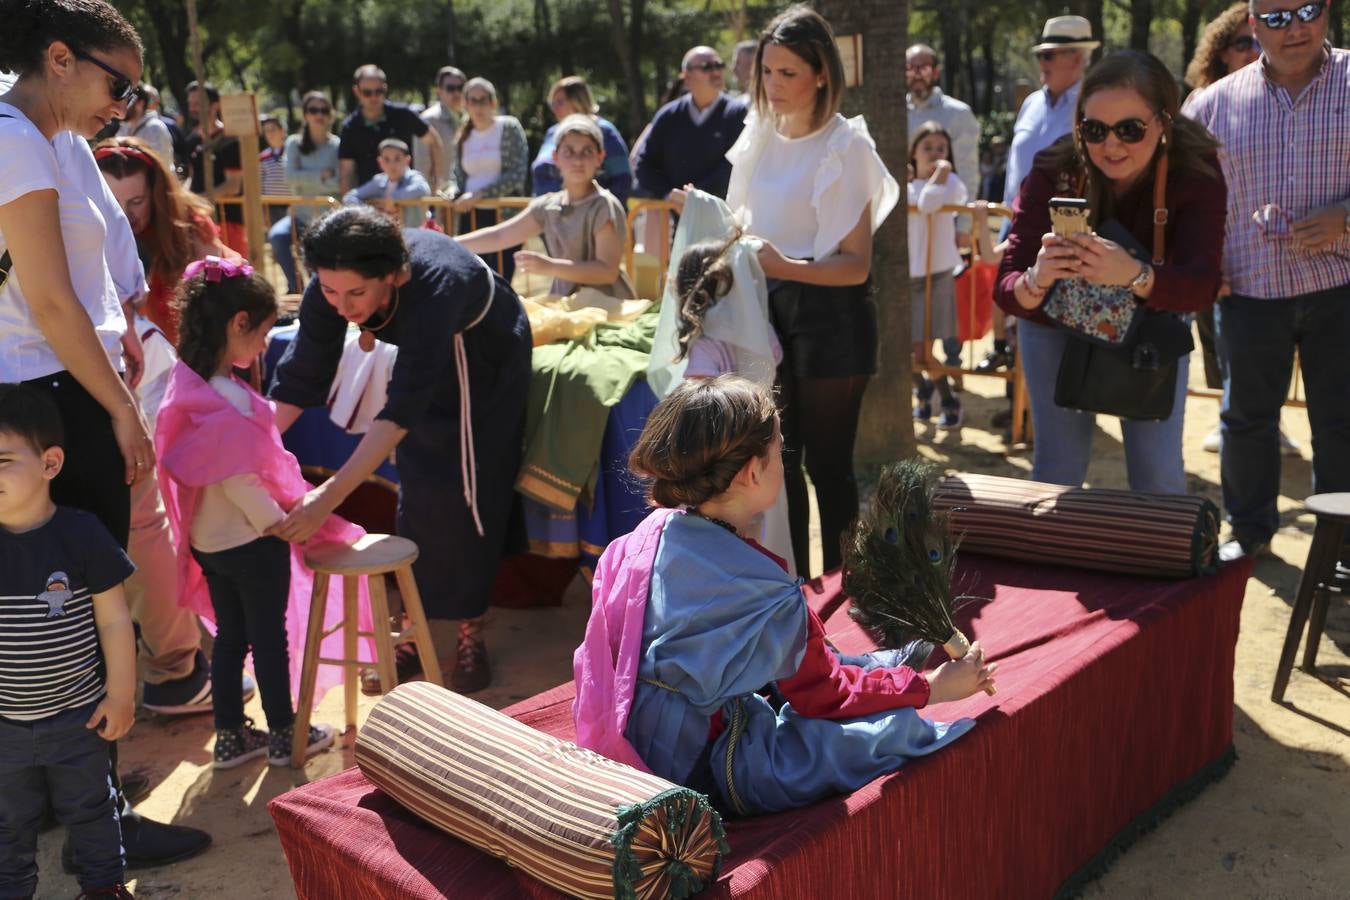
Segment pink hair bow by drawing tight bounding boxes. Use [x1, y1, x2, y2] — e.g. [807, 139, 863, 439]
[183, 255, 255, 283]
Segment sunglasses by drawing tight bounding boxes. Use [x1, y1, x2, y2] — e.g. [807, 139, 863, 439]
[72, 48, 137, 104]
[1034, 49, 1069, 62]
[305, 105, 332, 115]
[1253, 1, 1325, 29]
[441, 82, 465, 93]
[360, 87, 388, 98]
[466, 94, 493, 106]
[1079, 115, 1155, 144]
[1228, 35, 1260, 52]
[687, 61, 726, 73]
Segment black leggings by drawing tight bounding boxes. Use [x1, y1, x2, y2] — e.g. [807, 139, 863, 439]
[777, 370, 869, 576]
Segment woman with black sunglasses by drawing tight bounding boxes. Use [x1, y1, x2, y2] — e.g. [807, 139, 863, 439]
[0, 0, 216, 886]
[268, 90, 341, 292]
[994, 51, 1227, 494]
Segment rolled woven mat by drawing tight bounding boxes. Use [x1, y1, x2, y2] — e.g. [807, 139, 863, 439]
[931, 473, 1220, 578]
[355, 681, 729, 900]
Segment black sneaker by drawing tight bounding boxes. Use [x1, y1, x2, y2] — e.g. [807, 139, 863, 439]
[268, 722, 336, 766]
[142, 649, 256, 715]
[213, 718, 271, 769]
[64, 805, 212, 873]
[75, 886, 134, 898]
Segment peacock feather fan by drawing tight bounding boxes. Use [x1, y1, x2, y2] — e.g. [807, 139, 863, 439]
[841, 459, 965, 649]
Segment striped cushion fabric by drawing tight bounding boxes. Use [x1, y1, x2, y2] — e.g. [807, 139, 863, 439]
[355, 681, 729, 899]
[932, 474, 1220, 578]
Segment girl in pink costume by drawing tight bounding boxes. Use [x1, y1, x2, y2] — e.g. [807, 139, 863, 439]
[156, 257, 361, 768]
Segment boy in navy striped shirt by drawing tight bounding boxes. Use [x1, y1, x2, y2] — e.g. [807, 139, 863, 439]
[0, 384, 136, 899]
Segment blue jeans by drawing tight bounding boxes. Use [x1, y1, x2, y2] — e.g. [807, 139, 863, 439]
[0, 702, 124, 895]
[268, 215, 300, 293]
[1215, 286, 1350, 544]
[1019, 318, 1188, 493]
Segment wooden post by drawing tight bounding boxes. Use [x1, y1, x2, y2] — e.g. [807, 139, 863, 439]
[221, 93, 265, 265]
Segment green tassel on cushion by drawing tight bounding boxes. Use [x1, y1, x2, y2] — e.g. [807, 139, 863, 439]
[612, 788, 730, 899]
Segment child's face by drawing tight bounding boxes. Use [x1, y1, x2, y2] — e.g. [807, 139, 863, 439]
[912, 134, 950, 177]
[262, 121, 286, 150]
[378, 148, 410, 180]
[224, 312, 279, 369]
[0, 431, 62, 528]
[553, 132, 604, 186]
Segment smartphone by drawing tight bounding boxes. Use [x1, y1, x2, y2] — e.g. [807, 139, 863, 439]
[1048, 197, 1091, 239]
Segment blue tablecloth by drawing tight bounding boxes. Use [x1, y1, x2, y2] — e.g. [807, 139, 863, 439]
[264, 325, 656, 572]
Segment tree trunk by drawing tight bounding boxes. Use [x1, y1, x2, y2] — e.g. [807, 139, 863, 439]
[141, 0, 194, 107]
[445, 0, 458, 65]
[1130, 0, 1153, 52]
[816, 0, 914, 467]
[1078, 0, 1106, 62]
[1179, 0, 1205, 90]
[605, 0, 647, 133]
[979, 25, 996, 115]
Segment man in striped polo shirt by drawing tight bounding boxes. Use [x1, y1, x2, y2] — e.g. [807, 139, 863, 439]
[1183, 0, 1350, 563]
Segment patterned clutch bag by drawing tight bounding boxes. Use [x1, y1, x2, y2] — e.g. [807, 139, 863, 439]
[1041, 219, 1148, 347]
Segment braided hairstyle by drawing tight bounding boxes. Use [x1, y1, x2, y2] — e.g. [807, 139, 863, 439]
[673, 232, 740, 362]
[628, 375, 779, 509]
[175, 271, 278, 381]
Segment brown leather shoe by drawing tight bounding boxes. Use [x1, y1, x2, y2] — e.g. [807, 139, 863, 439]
[359, 642, 426, 695]
[451, 632, 491, 694]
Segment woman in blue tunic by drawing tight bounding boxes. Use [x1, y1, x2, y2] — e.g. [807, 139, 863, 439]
[574, 376, 994, 815]
[268, 206, 531, 693]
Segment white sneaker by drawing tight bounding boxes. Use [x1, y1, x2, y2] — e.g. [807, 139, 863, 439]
[1202, 427, 1221, 453]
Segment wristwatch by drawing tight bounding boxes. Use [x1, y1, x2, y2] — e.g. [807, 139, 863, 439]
[1129, 262, 1153, 295]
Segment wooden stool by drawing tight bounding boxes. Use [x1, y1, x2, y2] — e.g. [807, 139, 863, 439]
[1271, 493, 1350, 703]
[291, 534, 442, 766]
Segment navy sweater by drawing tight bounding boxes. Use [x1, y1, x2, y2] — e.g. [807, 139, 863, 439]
[633, 93, 748, 200]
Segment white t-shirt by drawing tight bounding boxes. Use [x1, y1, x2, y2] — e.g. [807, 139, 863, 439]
[461, 120, 504, 194]
[0, 102, 129, 381]
[907, 174, 968, 278]
[741, 125, 832, 259]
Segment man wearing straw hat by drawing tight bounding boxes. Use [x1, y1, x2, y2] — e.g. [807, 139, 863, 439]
[1001, 16, 1100, 214]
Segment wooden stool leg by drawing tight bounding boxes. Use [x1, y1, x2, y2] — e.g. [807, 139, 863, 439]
[394, 565, 444, 688]
[1272, 519, 1338, 702]
[342, 575, 360, 731]
[291, 572, 330, 767]
[1011, 361, 1031, 446]
[1302, 521, 1345, 675]
[367, 574, 399, 696]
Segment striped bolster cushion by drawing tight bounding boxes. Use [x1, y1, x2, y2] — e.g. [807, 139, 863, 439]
[355, 681, 729, 899]
[932, 474, 1220, 578]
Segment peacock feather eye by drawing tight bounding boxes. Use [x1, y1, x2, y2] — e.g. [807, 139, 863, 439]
[927, 544, 942, 563]
[883, 527, 899, 544]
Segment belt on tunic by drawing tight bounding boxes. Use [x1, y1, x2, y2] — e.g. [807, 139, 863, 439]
[456, 259, 496, 537]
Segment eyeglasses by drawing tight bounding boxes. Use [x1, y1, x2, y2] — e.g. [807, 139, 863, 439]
[359, 87, 388, 98]
[1251, 204, 1297, 240]
[304, 105, 332, 115]
[1227, 35, 1260, 52]
[1252, 1, 1325, 29]
[905, 62, 935, 73]
[465, 94, 493, 106]
[1034, 49, 1068, 62]
[1079, 115, 1156, 144]
[72, 49, 137, 104]
[686, 61, 726, 73]
[441, 82, 465, 93]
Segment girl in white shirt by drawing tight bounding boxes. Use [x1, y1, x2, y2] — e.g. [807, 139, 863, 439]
[907, 121, 968, 428]
[720, 7, 899, 577]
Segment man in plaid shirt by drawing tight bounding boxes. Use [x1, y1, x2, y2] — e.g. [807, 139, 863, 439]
[1184, 0, 1350, 562]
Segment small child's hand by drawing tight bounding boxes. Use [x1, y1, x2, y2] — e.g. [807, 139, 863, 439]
[513, 250, 551, 274]
[86, 695, 135, 741]
[926, 640, 998, 703]
[907, 163, 916, 182]
[932, 159, 953, 184]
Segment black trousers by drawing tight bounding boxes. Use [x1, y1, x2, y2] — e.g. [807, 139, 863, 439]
[191, 538, 294, 732]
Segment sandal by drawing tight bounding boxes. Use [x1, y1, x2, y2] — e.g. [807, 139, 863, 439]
[450, 620, 491, 694]
[359, 642, 427, 696]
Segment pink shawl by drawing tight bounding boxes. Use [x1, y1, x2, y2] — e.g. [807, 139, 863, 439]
[571, 507, 677, 771]
[155, 362, 373, 706]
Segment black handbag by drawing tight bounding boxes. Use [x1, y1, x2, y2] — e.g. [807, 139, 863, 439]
[1050, 150, 1195, 421]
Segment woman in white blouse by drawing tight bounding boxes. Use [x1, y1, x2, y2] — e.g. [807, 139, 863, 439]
[450, 77, 528, 281]
[723, 5, 899, 577]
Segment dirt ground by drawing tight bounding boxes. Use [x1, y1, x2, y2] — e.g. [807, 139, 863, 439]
[32, 353, 1350, 899]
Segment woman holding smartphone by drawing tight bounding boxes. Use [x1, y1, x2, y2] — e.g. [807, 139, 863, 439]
[994, 51, 1226, 493]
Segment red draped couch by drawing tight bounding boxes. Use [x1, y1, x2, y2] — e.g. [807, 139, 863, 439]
[269, 554, 1250, 899]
